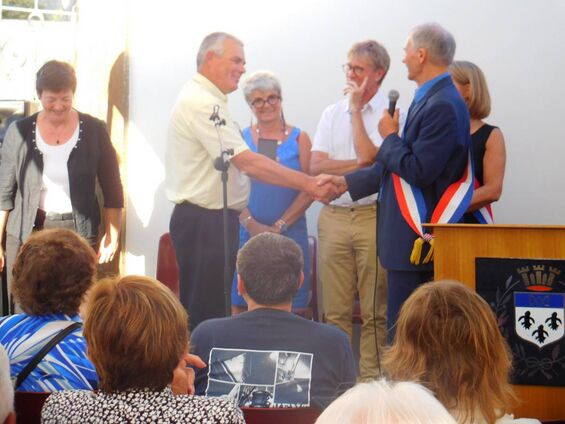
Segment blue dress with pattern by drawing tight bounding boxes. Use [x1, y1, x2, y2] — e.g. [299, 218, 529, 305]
[231, 127, 310, 309]
[0, 313, 98, 391]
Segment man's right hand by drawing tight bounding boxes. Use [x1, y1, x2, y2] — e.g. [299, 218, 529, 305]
[307, 174, 347, 203]
[344, 77, 368, 113]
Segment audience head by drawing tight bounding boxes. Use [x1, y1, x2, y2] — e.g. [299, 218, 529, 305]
[405, 23, 456, 82]
[0, 346, 14, 423]
[84, 275, 189, 392]
[36, 60, 77, 96]
[12, 228, 97, 315]
[346, 39, 390, 85]
[449, 60, 491, 119]
[196, 32, 245, 94]
[236, 233, 303, 306]
[384, 280, 516, 424]
[316, 379, 456, 424]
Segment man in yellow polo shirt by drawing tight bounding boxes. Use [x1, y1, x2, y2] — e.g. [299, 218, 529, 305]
[166, 32, 337, 329]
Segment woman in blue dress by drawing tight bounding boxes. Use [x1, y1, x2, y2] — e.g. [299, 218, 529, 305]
[232, 71, 313, 314]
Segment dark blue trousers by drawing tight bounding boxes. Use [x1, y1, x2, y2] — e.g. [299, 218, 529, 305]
[386, 269, 434, 343]
[169, 202, 239, 331]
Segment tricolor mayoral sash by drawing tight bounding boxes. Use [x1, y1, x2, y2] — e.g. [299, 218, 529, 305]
[393, 152, 484, 265]
[471, 177, 494, 224]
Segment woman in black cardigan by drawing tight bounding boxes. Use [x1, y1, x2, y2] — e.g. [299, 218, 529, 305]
[0, 60, 123, 312]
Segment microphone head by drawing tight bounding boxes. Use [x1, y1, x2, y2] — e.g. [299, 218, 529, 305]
[388, 89, 400, 102]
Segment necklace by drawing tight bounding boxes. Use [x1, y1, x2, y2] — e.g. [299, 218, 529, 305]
[41, 111, 76, 145]
[49, 122, 70, 145]
[255, 122, 289, 141]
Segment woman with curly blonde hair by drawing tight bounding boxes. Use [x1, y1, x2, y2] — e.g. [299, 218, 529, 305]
[384, 280, 539, 424]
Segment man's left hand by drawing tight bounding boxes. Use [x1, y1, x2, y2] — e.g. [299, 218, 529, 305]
[378, 108, 400, 139]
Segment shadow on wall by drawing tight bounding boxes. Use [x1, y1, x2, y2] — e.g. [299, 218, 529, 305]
[97, 51, 129, 278]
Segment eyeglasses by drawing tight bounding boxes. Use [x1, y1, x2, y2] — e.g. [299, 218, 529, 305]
[251, 95, 281, 108]
[342, 63, 366, 77]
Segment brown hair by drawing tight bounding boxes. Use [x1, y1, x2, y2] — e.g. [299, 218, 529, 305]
[36, 60, 77, 95]
[449, 60, 491, 120]
[83, 275, 189, 392]
[12, 228, 96, 315]
[383, 281, 516, 424]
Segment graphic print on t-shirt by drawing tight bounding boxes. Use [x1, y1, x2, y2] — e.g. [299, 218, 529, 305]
[205, 347, 313, 407]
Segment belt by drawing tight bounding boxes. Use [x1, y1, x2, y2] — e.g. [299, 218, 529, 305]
[326, 204, 376, 212]
[45, 212, 74, 221]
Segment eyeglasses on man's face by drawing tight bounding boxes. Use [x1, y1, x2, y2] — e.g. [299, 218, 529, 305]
[251, 95, 281, 108]
[342, 63, 366, 77]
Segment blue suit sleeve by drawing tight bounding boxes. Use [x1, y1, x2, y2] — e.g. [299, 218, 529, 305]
[345, 162, 383, 201]
[377, 101, 458, 187]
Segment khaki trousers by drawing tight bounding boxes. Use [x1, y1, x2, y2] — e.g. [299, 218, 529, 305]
[318, 204, 387, 380]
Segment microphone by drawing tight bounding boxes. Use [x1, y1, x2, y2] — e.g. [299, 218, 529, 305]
[209, 105, 220, 122]
[388, 89, 399, 116]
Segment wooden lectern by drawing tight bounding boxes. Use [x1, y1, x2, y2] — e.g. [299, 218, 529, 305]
[428, 223, 565, 421]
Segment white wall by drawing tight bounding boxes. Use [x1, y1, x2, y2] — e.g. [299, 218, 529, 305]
[126, 0, 565, 276]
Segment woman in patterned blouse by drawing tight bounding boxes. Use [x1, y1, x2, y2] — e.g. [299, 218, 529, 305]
[0, 228, 98, 391]
[42, 275, 245, 423]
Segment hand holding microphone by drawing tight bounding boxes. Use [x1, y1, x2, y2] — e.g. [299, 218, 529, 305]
[378, 89, 400, 139]
[388, 89, 399, 116]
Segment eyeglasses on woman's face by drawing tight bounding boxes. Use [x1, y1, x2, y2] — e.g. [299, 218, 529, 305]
[250, 95, 281, 109]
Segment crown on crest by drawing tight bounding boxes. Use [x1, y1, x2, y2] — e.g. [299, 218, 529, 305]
[517, 265, 561, 290]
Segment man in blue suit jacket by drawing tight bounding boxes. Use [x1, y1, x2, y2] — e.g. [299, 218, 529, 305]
[325, 23, 471, 340]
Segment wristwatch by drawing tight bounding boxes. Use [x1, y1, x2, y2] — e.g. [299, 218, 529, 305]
[274, 219, 288, 233]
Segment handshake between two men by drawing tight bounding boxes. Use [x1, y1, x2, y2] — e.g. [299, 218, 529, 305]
[309, 106, 401, 204]
[312, 174, 348, 204]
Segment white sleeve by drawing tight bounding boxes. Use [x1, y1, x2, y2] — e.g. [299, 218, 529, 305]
[311, 105, 333, 153]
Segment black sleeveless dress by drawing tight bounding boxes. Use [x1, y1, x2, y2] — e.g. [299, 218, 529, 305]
[463, 123, 497, 223]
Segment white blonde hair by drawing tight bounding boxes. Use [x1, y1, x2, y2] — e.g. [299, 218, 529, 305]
[315, 379, 456, 424]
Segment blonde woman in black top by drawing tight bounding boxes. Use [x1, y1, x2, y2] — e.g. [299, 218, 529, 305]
[450, 60, 506, 223]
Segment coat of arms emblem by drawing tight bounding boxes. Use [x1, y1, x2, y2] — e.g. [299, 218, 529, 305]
[476, 259, 565, 386]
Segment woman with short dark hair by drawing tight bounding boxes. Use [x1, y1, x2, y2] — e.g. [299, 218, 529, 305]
[0, 59, 123, 313]
[0, 228, 98, 391]
[42, 275, 245, 423]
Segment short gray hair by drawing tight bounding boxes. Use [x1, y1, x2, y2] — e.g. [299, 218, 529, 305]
[196, 32, 243, 68]
[410, 23, 456, 66]
[242, 71, 282, 104]
[348, 40, 390, 81]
